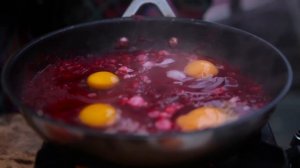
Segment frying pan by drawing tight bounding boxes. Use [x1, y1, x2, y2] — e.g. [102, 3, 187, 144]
[1, 0, 293, 166]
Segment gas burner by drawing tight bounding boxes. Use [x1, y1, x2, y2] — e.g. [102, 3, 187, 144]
[35, 124, 288, 168]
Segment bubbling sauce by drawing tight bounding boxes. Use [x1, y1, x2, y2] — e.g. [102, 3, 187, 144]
[22, 50, 268, 135]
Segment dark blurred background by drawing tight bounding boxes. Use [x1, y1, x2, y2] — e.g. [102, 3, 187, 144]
[0, 0, 299, 149]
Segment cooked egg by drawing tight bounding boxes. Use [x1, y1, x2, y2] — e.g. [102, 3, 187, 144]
[176, 107, 227, 132]
[184, 60, 218, 79]
[87, 71, 119, 90]
[79, 103, 117, 127]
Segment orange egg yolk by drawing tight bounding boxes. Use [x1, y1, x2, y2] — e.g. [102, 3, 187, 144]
[176, 107, 228, 132]
[87, 71, 119, 90]
[79, 103, 117, 127]
[184, 60, 218, 79]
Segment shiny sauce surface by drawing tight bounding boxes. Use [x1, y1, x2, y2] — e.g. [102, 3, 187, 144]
[22, 50, 268, 135]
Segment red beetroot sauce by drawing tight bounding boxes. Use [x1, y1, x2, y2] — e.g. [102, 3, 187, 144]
[22, 50, 268, 135]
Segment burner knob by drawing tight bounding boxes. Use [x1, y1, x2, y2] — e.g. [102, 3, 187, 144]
[291, 130, 300, 147]
[287, 130, 300, 168]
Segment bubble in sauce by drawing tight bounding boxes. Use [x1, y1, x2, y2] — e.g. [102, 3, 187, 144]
[169, 37, 178, 48]
[117, 37, 129, 48]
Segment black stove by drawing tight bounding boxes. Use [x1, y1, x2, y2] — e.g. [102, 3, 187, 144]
[34, 124, 293, 168]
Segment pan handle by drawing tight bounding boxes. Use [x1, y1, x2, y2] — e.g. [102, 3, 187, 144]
[122, 0, 176, 18]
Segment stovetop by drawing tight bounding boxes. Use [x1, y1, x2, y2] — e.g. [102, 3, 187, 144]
[34, 124, 289, 168]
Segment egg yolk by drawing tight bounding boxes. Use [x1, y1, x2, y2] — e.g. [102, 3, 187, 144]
[87, 71, 119, 90]
[184, 60, 218, 79]
[176, 107, 228, 132]
[79, 103, 117, 127]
